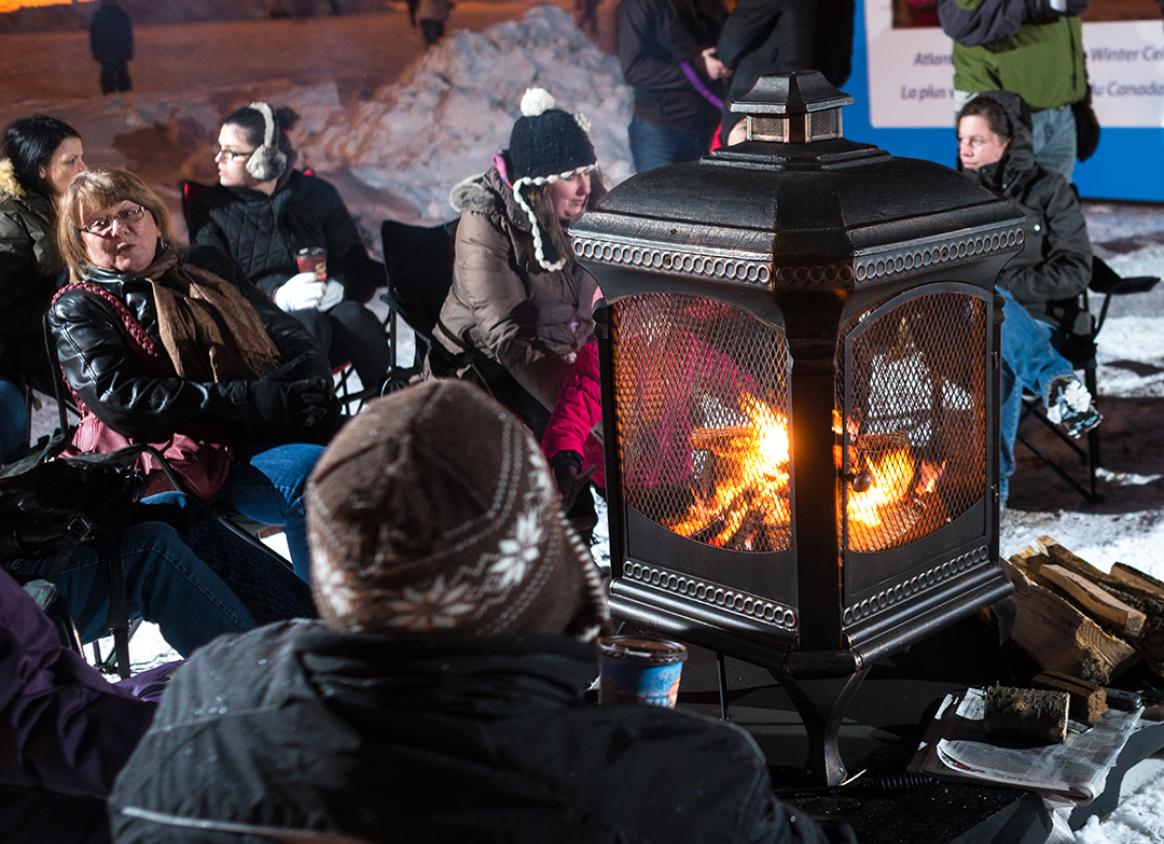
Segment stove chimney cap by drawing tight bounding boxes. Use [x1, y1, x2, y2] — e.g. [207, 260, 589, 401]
[730, 71, 854, 145]
[730, 71, 853, 117]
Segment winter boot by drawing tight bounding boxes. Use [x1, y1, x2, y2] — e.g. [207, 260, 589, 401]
[1045, 376, 1102, 438]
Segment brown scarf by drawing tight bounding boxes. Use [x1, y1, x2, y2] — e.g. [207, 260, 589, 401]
[140, 248, 282, 383]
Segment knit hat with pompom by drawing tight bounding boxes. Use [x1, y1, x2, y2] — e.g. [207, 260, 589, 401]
[306, 379, 609, 641]
[506, 88, 597, 272]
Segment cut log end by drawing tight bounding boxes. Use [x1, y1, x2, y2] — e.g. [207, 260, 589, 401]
[984, 686, 1069, 744]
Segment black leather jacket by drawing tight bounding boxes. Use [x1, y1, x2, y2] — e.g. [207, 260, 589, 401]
[47, 247, 330, 443]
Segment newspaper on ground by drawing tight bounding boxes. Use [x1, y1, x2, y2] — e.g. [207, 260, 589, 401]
[909, 687, 1142, 804]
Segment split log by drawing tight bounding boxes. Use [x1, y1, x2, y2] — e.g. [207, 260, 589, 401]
[1035, 537, 1164, 676]
[984, 686, 1069, 743]
[1036, 565, 1146, 638]
[1031, 671, 1108, 724]
[1001, 559, 1136, 684]
[1110, 563, 1164, 602]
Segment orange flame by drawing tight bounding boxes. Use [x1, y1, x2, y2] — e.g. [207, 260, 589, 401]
[667, 393, 946, 551]
[666, 393, 791, 550]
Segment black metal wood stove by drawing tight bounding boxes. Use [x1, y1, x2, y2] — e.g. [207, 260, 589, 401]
[571, 73, 1024, 785]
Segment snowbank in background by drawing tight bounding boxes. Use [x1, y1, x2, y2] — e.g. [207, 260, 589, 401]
[295, 4, 632, 222]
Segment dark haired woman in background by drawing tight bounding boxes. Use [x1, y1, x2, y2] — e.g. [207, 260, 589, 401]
[956, 91, 1100, 505]
[187, 102, 391, 395]
[0, 115, 87, 460]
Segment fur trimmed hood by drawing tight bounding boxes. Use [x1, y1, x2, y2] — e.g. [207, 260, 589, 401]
[448, 165, 530, 233]
[0, 158, 26, 202]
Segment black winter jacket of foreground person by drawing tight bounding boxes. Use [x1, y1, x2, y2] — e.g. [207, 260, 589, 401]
[962, 91, 1092, 328]
[109, 622, 832, 844]
[47, 246, 330, 444]
[188, 169, 382, 304]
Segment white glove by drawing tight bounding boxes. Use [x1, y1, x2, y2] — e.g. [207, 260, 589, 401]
[274, 272, 325, 312]
[317, 279, 345, 311]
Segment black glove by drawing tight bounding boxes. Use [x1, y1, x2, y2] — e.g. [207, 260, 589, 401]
[262, 354, 316, 383]
[250, 376, 336, 431]
[549, 450, 593, 511]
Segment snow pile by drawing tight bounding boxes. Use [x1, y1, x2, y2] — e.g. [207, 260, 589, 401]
[293, 5, 633, 222]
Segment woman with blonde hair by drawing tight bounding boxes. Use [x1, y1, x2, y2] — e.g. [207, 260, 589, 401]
[48, 167, 335, 581]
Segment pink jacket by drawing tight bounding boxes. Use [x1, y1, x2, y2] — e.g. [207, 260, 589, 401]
[541, 337, 605, 489]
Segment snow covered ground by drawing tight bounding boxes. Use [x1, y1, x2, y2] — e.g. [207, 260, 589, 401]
[5, 4, 1164, 838]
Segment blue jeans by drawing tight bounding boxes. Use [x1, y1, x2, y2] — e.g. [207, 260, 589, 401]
[0, 378, 29, 462]
[999, 288, 1075, 503]
[628, 118, 710, 173]
[213, 443, 323, 582]
[37, 521, 256, 657]
[1031, 105, 1077, 184]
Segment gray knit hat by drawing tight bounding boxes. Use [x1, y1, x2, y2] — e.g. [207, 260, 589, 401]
[307, 379, 608, 639]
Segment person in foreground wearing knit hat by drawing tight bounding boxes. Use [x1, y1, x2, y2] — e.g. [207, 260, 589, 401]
[108, 380, 831, 844]
[436, 87, 603, 436]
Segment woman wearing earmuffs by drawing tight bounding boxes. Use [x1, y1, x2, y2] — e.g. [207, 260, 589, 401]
[187, 103, 391, 394]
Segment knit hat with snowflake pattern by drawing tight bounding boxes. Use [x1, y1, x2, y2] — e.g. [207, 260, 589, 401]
[306, 379, 608, 640]
[506, 87, 597, 273]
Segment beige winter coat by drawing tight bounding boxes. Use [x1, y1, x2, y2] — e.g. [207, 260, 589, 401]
[437, 166, 596, 373]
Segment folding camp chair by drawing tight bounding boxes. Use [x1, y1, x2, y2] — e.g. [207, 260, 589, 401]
[1016, 256, 1160, 503]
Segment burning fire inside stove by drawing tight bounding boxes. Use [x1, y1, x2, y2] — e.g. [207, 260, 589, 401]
[663, 394, 947, 553]
[666, 392, 792, 551]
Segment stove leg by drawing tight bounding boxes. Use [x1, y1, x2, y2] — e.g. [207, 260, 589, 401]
[716, 651, 731, 721]
[772, 667, 871, 786]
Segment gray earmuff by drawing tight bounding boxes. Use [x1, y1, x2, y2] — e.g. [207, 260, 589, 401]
[245, 101, 288, 182]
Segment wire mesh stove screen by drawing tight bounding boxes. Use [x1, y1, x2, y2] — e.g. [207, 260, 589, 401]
[837, 290, 987, 553]
[611, 293, 792, 553]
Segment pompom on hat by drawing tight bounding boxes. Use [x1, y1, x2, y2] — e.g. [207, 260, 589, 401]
[506, 87, 598, 272]
[307, 379, 608, 640]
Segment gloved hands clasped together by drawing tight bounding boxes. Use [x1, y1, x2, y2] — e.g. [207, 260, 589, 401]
[249, 355, 337, 433]
[274, 272, 345, 313]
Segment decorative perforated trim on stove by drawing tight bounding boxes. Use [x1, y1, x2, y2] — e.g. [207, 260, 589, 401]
[622, 561, 798, 630]
[853, 227, 1024, 285]
[573, 237, 772, 286]
[842, 545, 991, 626]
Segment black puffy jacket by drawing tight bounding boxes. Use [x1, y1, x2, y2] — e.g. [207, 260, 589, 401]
[46, 246, 330, 444]
[964, 91, 1092, 326]
[110, 622, 831, 844]
[187, 170, 381, 303]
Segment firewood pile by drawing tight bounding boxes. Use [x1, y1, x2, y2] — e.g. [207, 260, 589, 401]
[982, 536, 1164, 742]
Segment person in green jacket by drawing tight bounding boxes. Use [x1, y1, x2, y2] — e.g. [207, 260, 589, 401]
[938, 0, 1089, 182]
[0, 115, 87, 460]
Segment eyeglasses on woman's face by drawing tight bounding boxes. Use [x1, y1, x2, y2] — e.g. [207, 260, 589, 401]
[77, 203, 147, 236]
[214, 146, 254, 162]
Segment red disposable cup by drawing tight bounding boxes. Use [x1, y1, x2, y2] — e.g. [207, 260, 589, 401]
[295, 247, 327, 281]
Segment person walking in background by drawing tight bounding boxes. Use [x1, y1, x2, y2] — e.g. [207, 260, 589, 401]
[938, 0, 1090, 182]
[618, 0, 731, 172]
[417, 0, 452, 46]
[89, 0, 134, 95]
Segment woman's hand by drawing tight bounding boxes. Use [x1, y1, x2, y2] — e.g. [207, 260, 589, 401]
[249, 373, 336, 431]
[274, 272, 326, 312]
